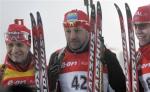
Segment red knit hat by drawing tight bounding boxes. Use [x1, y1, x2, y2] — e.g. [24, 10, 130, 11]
[5, 19, 31, 46]
[133, 4, 150, 24]
[63, 9, 90, 32]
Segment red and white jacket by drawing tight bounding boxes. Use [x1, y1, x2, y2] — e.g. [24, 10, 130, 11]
[48, 47, 126, 92]
[0, 52, 35, 88]
[137, 44, 150, 92]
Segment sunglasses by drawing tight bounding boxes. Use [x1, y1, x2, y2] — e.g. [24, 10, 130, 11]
[5, 31, 30, 41]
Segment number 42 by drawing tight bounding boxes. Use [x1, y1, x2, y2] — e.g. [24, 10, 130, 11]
[71, 75, 87, 90]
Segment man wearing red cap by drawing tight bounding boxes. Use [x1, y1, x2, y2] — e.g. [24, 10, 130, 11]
[133, 4, 150, 92]
[48, 9, 126, 92]
[0, 19, 35, 91]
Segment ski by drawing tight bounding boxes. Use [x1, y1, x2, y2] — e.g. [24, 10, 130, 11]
[114, 3, 132, 92]
[84, 0, 104, 91]
[84, 0, 89, 17]
[30, 13, 41, 92]
[125, 3, 139, 92]
[94, 1, 103, 92]
[90, 0, 93, 7]
[36, 12, 49, 92]
[30, 12, 49, 92]
[88, 4, 96, 92]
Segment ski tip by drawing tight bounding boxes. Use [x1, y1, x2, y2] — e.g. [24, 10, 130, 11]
[97, 1, 100, 6]
[84, 0, 89, 6]
[30, 13, 36, 20]
[30, 13, 35, 21]
[36, 11, 41, 21]
[97, 1, 101, 11]
[97, 1, 102, 21]
[114, 3, 118, 9]
[30, 13, 33, 17]
[29, 12, 36, 27]
[91, 4, 95, 11]
[125, 3, 130, 10]
[36, 11, 41, 19]
[125, 3, 128, 7]
[125, 3, 132, 17]
[36, 11, 40, 16]
[90, 0, 93, 7]
[91, 4, 95, 19]
[114, 3, 121, 12]
[36, 11, 43, 26]
[114, 3, 121, 14]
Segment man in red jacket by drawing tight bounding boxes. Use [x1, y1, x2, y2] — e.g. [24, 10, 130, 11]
[0, 19, 35, 90]
[133, 4, 150, 92]
[48, 9, 126, 92]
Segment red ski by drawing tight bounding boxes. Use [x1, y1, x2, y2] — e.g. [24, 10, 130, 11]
[30, 12, 49, 92]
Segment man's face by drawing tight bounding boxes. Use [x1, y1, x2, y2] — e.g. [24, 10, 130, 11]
[6, 41, 30, 63]
[64, 26, 89, 51]
[134, 23, 150, 46]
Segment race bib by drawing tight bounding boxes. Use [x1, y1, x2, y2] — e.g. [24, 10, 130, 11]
[59, 71, 87, 92]
[139, 73, 150, 92]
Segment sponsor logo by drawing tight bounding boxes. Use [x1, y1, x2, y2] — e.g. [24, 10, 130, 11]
[138, 63, 150, 69]
[61, 61, 77, 68]
[67, 13, 78, 22]
[7, 80, 26, 85]
[135, 11, 143, 16]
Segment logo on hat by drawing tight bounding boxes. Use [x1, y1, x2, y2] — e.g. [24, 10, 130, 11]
[63, 9, 90, 32]
[66, 13, 78, 22]
[135, 11, 149, 17]
[135, 11, 142, 16]
[133, 5, 150, 23]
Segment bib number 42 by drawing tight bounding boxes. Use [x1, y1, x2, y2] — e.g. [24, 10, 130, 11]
[71, 75, 87, 90]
